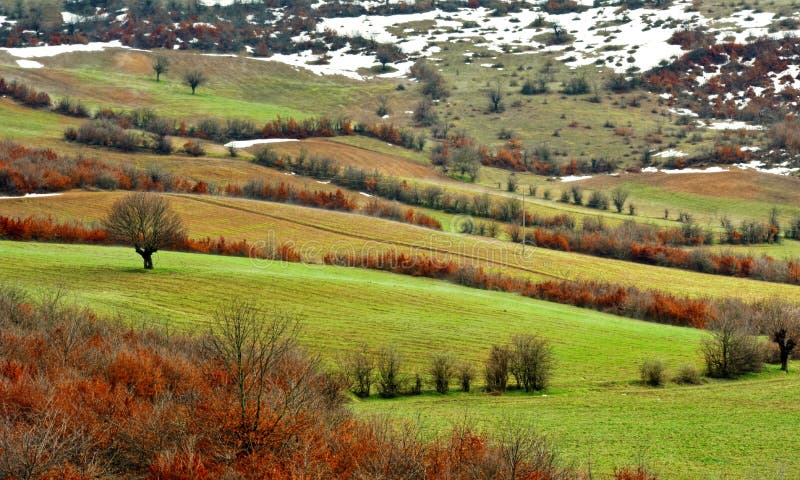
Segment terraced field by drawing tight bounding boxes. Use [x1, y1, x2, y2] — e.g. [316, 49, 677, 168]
[4, 191, 800, 303]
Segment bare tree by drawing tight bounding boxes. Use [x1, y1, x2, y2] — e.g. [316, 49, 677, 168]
[205, 301, 309, 453]
[757, 301, 800, 372]
[450, 144, 482, 182]
[429, 353, 455, 394]
[510, 334, 554, 392]
[376, 345, 404, 398]
[344, 343, 374, 398]
[183, 70, 207, 95]
[375, 43, 403, 71]
[104, 193, 185, 269]
[611, 187, 629, 213]
[485, 345, 511, 393]
[152, 55, 169, 82]
[702, 301, 763, 378]
[458, 361, 475, 392]
[488, 81, 504, 113]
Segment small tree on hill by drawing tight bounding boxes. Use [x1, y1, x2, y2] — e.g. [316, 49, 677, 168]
[344, 343, 374, 398]
[104, 193, 185, 269]
[429, 353, 454, 394]
[702, 301, 763, 378]
[510, 334, 554, 392]
[485, 345, 511, 393]
[375, 43, 403, 71]
[758, 301, 800, 372]
[611, 187, 629, 213]
[152, 55, 169, 82]
[376, 345, 404, 398]
[488, 81, 504, 113]
[183, 70, 207, 95]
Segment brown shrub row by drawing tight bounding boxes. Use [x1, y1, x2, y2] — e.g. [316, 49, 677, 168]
[322, 251, 714, 328]
[0, 141, 439, 230]
[0, 77, 51, 108]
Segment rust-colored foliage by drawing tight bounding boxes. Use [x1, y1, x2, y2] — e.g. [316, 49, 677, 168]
[0, 291, 588, 479]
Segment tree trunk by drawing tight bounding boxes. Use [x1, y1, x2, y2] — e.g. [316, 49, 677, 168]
[780, 349, 789, 372]
[137, 250, 154, 270]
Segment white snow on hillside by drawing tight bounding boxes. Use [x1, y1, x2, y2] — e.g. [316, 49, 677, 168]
[15, 59, 43, 68]
[6, 0, 800, 83]
[0, 193, 63, 200]
[224, 138, 299, 148]
[1, 40, 131, 58]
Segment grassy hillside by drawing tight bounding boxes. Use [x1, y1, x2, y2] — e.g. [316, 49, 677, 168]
[4, 191, 800, 303]
[0, 240, 705, 386]
[0, 240, 797, 479]
[0, 49, 412, 122]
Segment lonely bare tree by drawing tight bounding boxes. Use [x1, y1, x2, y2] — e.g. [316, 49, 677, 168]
[104, 192, 185, 269]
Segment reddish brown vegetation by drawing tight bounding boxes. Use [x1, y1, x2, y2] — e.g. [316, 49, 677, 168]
[260, 116, 352, 139]
[0, 142, 205, 195]
[645, 36, 800, 122]
[0, 290, 578, 479]
[0, 142, 437, 230]
[0, 216, 108, 244]
[0, 77, 51, 108]
[0, 215, 299, 262]
[323, 251, 715, 328]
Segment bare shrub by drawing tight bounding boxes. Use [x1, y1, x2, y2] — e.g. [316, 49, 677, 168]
[485, 345, 511, 393]
[458, 362, 475, 392]
[673, 364, 702, 385]
[343, 343, 374, 398]
[639, 358, 666, 387]
[510, 334, 554, 392]
[376, 346, 404, 398]
[429, 353, 455, 394]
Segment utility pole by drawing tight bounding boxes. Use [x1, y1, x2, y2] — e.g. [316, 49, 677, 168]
[521, 185, 526, 256]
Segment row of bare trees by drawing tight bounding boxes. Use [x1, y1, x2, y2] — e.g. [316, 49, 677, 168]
[703, 300, 800, 377]
[342, 335, 555, 398]
[642, 299, 800, 387]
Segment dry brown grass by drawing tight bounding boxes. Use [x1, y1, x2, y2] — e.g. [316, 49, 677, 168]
[265, 138, 440, 179]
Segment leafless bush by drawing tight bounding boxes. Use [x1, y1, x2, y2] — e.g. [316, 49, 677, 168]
[376, 345, 405, 398]
[344, 343, 374, 398]
[429, 353, 455, 394]
[485, 345, 511, 393]
[702, 301, 763, 378]
[639, 358, 666, 387]
[510, 334, 554, 392]
[673, 364, 702, 385]
[458, 362, 476, 392]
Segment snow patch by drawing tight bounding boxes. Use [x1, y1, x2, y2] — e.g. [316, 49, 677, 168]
[1, 40, 130, 58]
[224, 138, 299, 148]
[0, 193, 64, 200]
[702, 120, 765, 131]
[653, 149, 688, 158]
[15, 59, 43, 69]
[560, 175, 592, 182]
[736, 160, 799, 176]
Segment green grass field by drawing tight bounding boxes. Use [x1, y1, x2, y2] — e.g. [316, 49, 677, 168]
[0, 240, 797, 479]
